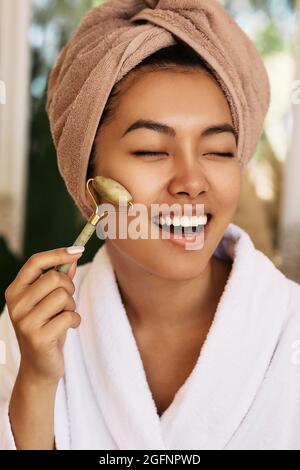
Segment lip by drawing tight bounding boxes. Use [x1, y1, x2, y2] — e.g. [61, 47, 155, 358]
[152, 214, 212, 249]
[156, 208, 211, 218]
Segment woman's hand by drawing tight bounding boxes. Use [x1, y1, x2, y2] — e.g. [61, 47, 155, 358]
[4, 246, 84, 386]
[5, 246, 84, 449]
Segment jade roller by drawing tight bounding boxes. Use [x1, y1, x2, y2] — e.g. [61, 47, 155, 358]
[54, 176, 133, 273]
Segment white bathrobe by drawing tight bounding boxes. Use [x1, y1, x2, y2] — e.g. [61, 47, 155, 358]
[1, 223, 300, 450]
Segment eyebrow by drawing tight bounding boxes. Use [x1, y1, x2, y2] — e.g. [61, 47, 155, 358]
[122, 119, 237, 141]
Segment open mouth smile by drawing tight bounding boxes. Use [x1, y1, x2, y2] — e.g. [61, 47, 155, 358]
[152, 213, 213, 247]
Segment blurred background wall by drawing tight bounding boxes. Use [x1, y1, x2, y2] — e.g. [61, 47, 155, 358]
[0, 0, 299, 312]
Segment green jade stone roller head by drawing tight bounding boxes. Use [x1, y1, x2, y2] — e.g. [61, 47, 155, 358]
[55, 176, 133, 273]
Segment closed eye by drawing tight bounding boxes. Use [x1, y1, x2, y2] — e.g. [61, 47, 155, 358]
[205, 152, 234, 158]
[133, 151, 167, 157]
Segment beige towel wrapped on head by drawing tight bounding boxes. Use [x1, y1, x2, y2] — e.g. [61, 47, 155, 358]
[46, 0, 270, 220]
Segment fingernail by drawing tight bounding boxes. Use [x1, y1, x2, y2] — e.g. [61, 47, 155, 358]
[66, 246, 85, 254]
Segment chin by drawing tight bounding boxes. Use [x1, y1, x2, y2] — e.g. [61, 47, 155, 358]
[115, 238, 211, 280]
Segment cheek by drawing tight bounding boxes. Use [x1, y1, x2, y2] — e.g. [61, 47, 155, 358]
[96, 152, 162, 207]
[210, 163, 241, 215]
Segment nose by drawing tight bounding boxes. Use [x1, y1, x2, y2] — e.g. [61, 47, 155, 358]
[168, 153, 210, 200]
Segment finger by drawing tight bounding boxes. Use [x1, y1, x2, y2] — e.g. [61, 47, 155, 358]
[8, 247, 84, 295]
[17, 287, 76, 328]
[11, 269, 76, 321]
[67, 261, 77, 280]
[42, 311, 81, 340]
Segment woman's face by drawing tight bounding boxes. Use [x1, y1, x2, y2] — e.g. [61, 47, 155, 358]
[91, 69, 241, 280]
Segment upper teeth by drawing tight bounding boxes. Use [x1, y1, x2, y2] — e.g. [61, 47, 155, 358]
[156, 214, 208, 227]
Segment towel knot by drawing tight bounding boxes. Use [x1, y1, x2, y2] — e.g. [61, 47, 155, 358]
[143, 0, 159, 7]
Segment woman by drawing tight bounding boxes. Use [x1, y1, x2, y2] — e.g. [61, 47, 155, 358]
[1, 0, 300, 450]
